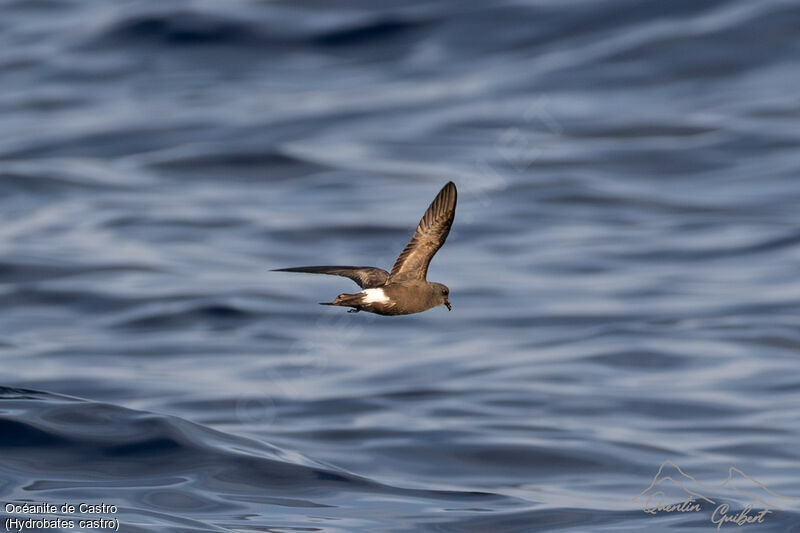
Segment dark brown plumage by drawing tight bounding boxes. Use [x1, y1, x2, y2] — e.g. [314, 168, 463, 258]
[272, 266, 388, 289]
[274, 182, 457, 315]
[389, 181, 457, 283]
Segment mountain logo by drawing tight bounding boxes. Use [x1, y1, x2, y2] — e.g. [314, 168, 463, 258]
[634, 460, 797, 529]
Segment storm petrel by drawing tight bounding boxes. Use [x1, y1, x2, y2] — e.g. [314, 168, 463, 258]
[274, 181, 457, 315]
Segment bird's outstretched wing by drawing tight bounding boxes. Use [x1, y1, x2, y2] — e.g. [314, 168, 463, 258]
[389, 181, 457, 282]
[272, 266, 389, 288]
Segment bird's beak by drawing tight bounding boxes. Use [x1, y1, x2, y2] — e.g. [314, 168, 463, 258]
[445, 300, 452, 311]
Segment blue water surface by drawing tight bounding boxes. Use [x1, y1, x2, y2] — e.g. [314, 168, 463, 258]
[1, 1, 800, 531]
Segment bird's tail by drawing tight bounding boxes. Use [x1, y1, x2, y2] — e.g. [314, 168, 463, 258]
[319, 293, 362, 308]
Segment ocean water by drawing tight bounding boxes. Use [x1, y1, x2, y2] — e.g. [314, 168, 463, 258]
[2, 0, 800, 531]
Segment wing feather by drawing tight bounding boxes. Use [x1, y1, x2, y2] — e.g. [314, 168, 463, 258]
[273, 266, 388, 288]
[389, 182, 457, 282]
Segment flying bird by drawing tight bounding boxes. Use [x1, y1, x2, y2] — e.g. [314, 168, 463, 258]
[274, 181, 457, 315]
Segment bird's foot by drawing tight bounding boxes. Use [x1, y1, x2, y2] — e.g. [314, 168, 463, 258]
[348, 308, 360, 313]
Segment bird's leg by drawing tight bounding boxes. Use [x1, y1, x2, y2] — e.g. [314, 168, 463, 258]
[348, 308, 360, 313]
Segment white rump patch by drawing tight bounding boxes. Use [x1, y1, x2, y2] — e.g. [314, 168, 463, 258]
[361, 288, 389, 304]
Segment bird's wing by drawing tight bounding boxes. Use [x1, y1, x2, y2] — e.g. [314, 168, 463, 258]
[272, 266, 389, 288]
[389, 181, 457, 282]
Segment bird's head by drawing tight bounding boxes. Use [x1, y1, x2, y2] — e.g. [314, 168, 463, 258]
[430, 282, 451, 311]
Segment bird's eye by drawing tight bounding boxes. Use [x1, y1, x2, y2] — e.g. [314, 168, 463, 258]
[442, 289, 448, 295]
